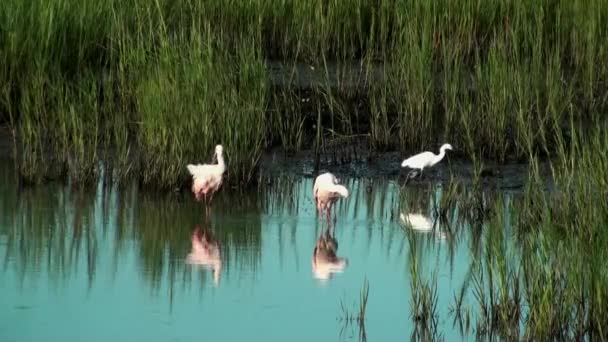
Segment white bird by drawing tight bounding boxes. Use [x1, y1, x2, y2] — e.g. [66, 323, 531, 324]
[401, 143, 453, 180]
[187, 145, 226, 206]
[313, 172, 349, 222]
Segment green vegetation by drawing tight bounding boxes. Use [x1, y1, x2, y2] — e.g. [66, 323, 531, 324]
[338, 278, 369, 342]
[398, 121, 608, 339]
[1, 0, 607, 187]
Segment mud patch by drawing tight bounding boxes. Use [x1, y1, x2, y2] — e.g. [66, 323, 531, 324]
[1, 125, 551, 191]
[258, 146, 552, 192]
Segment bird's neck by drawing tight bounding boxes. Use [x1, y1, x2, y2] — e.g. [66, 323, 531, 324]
[433, 148, 446, 165]
[216, 154, 226, 170]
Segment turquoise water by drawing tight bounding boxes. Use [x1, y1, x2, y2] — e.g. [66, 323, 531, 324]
[0, 163, 496, 341]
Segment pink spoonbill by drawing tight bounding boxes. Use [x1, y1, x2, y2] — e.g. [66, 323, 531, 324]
[312, 227, 348, 282]
[186, 226, 222, 286]
[187, 145, 226, 209]
[313, 172, 349, 222]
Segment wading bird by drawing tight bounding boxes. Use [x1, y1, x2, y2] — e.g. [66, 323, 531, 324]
[401, 143, 453, 181]
[312, 227, 348, 281]
[187, 145, 226, 210]
[313, 172, 349, 222]
[186, 226, 222, 286]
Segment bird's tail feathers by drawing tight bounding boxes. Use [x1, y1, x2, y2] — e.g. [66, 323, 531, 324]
[187, 164, 197, 175]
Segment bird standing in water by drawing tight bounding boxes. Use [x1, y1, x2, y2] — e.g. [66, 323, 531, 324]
[401, 143, 453, 181]
[313, 172, 349, 223]
[187, 145, 226, 214]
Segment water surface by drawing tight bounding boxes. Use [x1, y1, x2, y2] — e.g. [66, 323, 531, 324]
[0, 162, 510, 341]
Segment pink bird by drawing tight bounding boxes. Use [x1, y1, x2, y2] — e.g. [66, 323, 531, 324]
[187, 145, 226, 208]
[313, 172, 349, 222]
[312, 227, 348, 281]
[186, 226, 222, 286]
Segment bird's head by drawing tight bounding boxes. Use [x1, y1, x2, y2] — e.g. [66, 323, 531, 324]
[212, 145, 224, 163]
[336, 185, 349, 198]
[442, 143, 453, 151]
[215, 145, 224, 156]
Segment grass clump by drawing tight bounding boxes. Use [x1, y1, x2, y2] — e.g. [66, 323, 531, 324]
[1, 0, 608, 186]
[135, 31, 269, 188]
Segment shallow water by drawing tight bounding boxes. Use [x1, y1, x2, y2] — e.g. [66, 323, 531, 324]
[0, 161, 514, 341]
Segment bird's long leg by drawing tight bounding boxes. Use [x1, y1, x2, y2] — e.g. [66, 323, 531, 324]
[405, 170, 415, 184]
[332, 204, 337, 227]
[408, 169, 421, 180]
[331, 215, 337, 235]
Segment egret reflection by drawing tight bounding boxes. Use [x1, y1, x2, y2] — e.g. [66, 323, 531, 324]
[400, 212, 447, 240]
[312, 227, 348, 282]
[186, 225, 222, 286]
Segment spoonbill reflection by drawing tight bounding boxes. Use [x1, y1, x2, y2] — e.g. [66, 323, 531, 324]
[186, 226, 222, 286]
[400, 213, 447, 240]
[187, 145, 226, 210]
[401, 143, 453, 181]
[312, 228, 348, 281]
[313, 172, 349, 222]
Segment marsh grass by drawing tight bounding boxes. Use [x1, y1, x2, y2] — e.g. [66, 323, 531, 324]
[338, 278, 369, 342]
[1, 0, 608, 187]
[135, 31, 269, 188]
[432, 121, 608, 340]
[392, 116, 608, 340]
[406, 221, 442, 340]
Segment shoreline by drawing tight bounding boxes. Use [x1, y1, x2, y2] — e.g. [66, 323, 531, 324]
[0, 125, 550, 192]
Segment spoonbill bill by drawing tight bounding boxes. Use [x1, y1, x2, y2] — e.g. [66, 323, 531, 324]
[186, 226, 222, 286]
[312, 228, 348, 281]
[401, 143, 453, 181]
[313, 172, 349, 222]
[187, 145, 226, 207]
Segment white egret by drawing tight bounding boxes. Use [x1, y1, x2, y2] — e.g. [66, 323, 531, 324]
[401, 143, 453, 181]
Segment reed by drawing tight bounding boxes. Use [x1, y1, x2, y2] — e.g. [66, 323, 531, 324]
[338, 278, 369, 342]
[1, 0, 607, 187]
[443, 122, 608, 339]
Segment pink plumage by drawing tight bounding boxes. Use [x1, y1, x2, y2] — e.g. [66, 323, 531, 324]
[313, 172, 349, 221]
[187, 145, 226, 205]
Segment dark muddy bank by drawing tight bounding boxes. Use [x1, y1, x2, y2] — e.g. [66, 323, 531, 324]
[0, 125, 549, 191]
[259, 145, 551, 191]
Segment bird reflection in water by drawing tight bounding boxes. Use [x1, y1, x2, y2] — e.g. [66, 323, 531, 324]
[312, 226, 348, 282]
[399, 212, 447, 240]
[186, 225, 222, 286]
